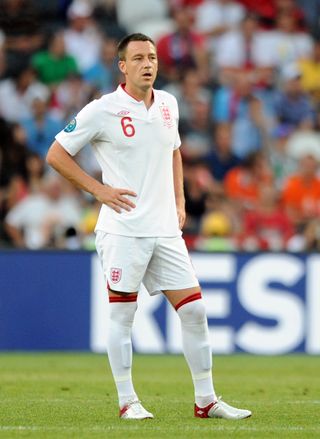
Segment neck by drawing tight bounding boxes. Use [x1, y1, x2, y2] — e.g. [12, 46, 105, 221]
[123, 83, 154, 108]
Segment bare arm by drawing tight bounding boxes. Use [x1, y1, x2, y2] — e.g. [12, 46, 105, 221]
[173, 148, 186, 229]
[4, 223, 25, 248]
[46, 141, 136, 213]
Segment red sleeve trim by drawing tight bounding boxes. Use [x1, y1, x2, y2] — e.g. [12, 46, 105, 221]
[175, 292, 202, 311]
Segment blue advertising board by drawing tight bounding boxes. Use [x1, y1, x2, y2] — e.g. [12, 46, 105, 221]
[1, 251, 319, 354]
[91, 252, 320, 355]
[0, 251, 91, 350]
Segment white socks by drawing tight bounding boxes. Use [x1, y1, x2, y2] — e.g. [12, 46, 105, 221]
[107, 297, 216, 409]
[107, 301, 138, 407]
[177, 299, 217, 407]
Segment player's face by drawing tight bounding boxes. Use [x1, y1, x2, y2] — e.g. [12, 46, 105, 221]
[119, 41, 158, 92]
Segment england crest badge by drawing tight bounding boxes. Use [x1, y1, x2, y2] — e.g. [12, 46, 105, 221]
[110, 267, 122, 284]
[159, 105, 173, 128]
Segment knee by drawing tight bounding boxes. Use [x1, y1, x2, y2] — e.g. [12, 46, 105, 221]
[109, 301, 138, 326]
[177, 299, 207, 325]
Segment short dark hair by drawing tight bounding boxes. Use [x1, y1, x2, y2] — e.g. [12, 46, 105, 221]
[117, 33, 155, 60]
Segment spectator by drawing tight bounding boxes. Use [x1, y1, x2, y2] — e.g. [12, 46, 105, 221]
[213, 71, 270, 158]
[63, 0, 103, 73]
[183, 159, 217, 236]
[241, 184, 294, 251]
[25, 151, 45, 194]
[0, 118, 28, 193]
[92, 1, 125, 40]
[238, 0, 306, 28]
[0, 0, 44, 75]
[0, 118, 28, 195]
[0, 66, 49, 123]
[214, 12, 274, 74]
[281, 152, 320, 229]
[1, 1, 320, 252]
[53, 73, 93, 121]
[116, 0, 174, 41]
[157, 7, 209, 83]
[273, 1, 306, 29]
[205, 122, 241, 181]
[224, 151, 273, 211]
[286, 129, 320, 164]
[83, 36, 119, 93]
[78, 198, 101, 250]
[269, 11, 313, 69]
[180, 99, 212, 159]
[267, 125, 297, 190]
[195, 0, 245, 44]
[164, 68, 211, 123]
[20, 96, 64, 159]
[31, 31, 79, 87]
[195, 189, 238, 251]
[298, 219, 320, 251]
[5, 174, 83, 249]
[296, 0, 320, 37]
[0, 118, 29, 245]
[274, 63, 315, 130]
[298, 39, 320, 106]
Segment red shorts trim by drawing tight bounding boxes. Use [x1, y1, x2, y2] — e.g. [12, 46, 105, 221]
[109, 294, 138, 303]
[175, 292, 202, 311]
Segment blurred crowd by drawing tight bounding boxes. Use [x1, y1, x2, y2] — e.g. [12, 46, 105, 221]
[1, 0, 320, 252]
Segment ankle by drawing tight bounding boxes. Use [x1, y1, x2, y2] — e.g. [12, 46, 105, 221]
[195, 394, 216, 408]
[119, 394, 138, 408]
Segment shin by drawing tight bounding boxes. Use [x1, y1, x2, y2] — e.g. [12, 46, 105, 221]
[177, 296, 216, 406]
[107, 295, 138, 407]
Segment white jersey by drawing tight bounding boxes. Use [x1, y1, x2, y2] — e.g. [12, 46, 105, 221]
[55, 84, 181, 237]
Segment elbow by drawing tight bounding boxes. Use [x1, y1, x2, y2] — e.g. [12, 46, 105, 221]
[46, 142, 59, 168]
[46, 148, 54, 167]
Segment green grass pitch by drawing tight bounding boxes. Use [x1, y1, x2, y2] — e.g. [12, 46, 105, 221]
[0, 353, 319, 438]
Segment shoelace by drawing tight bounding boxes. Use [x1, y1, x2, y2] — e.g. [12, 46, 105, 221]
[126, 400, 142, 414]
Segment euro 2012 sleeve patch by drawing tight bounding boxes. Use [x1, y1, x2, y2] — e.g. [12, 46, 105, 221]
[64, 118, 77, 133]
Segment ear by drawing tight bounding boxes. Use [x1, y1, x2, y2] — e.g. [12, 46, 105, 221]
[118, 60, 127, 75]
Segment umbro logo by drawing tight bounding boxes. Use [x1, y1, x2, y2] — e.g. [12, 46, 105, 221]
[117, 110, 130, 116]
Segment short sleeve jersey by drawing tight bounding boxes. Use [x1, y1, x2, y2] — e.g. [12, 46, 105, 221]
[55, 85, 182, 237]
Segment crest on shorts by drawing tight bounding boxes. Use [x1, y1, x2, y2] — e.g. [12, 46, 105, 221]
[159, 105, 173, 128]
[110, 267, 122, 284]
[64, 118, 77, 133]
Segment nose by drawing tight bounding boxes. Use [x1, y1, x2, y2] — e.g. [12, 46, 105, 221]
[143, 57, 152, 68]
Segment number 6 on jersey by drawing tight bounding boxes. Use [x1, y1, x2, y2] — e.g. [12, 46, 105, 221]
[121, 117, 135, 137]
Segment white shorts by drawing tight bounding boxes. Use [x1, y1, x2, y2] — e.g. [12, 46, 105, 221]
[95, 232, 199, 295]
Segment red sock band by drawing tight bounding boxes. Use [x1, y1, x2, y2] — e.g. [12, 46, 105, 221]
[175, 292, 202, 311]
[109, 294, 138, 303]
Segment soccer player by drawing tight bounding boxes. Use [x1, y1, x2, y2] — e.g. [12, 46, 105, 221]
[46, 33, 252, 421]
